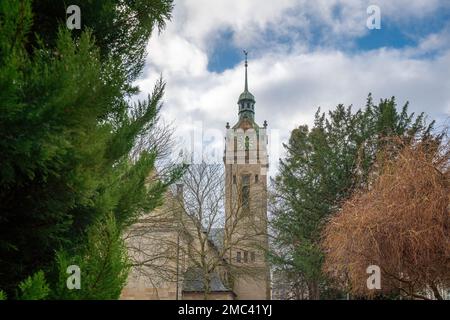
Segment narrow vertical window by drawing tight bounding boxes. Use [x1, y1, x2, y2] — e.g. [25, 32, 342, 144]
[244, 251, 248, 263]
[241, 175, 250, 209]
[255, 174, 259, 183]
[236, 251, 241, 263]
[233, 175, 236, 184]
[251, 252, 256, 262]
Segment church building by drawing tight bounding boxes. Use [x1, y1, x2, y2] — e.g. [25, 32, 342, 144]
[223, 51, 270, 299]
[121, 53, 270, 300]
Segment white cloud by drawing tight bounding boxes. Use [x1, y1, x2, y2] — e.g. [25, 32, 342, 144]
[163, 0, 450, 51]
[136, 0, 450, 175]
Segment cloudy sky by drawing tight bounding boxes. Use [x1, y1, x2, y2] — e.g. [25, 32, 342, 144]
[136, 0, 450, 174]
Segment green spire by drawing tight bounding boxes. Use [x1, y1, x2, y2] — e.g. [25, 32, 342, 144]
[244, 50, 248, 91]
[238, 50, 255, 103]
[238, 50, 255, 120]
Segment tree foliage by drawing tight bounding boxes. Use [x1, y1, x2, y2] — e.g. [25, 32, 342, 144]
[0, 0, 177, 298]
[270, 95, 434, 299]
[53, 214, 129, 300]
[29, 0, 173, 83]
[322, 138, 449, 300]
[18, 270, 50, 300]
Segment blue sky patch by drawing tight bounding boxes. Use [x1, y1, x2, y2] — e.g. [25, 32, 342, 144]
[357, 9, 450, 52]
[206, 6, 450, 73]
[356, 20, 416, 50]
[207, 29, 241, 73]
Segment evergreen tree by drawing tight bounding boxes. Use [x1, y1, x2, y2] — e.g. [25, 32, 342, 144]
[270, 95, 434, 299]
[0, 0, 179, 298]
[29, 0, 173, 82]
[17, 270, 50, 300]
[52, 214, 129, 299]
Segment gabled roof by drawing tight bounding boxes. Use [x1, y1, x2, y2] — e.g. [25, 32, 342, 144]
[232, 117, 260, 131]
[182, 267, 232, 293]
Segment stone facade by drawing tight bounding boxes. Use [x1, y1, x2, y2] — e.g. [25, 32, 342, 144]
[120, 192, 237, 300]
[222, 68, 270, 299]
[121, 54, 270, 300]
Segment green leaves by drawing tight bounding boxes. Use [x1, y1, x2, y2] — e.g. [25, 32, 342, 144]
[0, 0, 175, 299]
[271, 94, 434, 298]
[53, 214, 129, 300]
[29, 0, 173, 85]
[18, 271, 50, 300]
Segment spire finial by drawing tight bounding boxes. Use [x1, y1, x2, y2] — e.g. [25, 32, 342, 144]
[243, 50, 248, 91]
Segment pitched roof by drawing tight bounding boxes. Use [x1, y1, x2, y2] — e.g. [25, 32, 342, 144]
[182, 267, 232, 292]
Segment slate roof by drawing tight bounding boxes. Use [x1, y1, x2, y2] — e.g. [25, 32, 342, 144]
[182, 267, 231, 292]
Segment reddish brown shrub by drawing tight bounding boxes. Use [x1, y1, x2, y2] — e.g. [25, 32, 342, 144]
[322, 139, 449, 299]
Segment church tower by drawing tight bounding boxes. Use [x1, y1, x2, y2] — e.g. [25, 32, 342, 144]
[223, 52, 270, 300]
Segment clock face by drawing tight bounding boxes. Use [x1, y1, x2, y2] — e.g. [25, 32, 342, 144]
[237, 136, 245, 150]
[237, 135, 255, 150]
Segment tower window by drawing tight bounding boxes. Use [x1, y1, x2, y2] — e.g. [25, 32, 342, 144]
[233, 175, 236, 184]
[251, 252, 256, 262]
[244, 251, 248, 263]
[241, 175, 250, 209]
[255, 174, 259, 183]
[236, 251, 241, 263]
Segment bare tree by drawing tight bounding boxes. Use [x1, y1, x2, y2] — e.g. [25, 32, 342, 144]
[123, 150, 268, 300]
[172, 162, 268, 299]
[123, 199, 180, 298]
[123, 107, 185, 298]
[322, 138, 450, 300]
